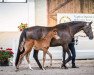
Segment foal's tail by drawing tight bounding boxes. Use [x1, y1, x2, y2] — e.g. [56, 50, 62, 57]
[15, 29, 26, 66]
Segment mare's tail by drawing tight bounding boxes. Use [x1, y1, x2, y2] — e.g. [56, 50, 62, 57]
[15, 29, 26, 66]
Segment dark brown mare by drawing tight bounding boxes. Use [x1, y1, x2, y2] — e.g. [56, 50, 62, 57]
[15, 21, 93, 70]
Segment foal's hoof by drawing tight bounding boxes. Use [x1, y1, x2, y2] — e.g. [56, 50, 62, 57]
[42, 67, 46, 70]
[50, 64, 52, 67]
[28, 64, 33, 71]
[15, 69, 19, 72]
[29, 66, 33, 71]
[30, 68, 33, 71]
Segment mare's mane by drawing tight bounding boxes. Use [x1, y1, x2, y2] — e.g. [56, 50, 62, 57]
[56, 21, 85, 29]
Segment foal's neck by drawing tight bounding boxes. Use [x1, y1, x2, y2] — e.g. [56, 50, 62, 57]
[43, 32, 54, 42]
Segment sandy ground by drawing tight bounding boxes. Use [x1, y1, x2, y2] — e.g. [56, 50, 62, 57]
[0, 60, 94, 75]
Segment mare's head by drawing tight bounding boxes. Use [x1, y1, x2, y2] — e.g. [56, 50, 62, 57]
[49, 29, 60, 40]
[82, 21, 93, 40]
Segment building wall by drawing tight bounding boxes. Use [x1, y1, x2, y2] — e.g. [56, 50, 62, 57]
[0, 0, 94, 66]
[0, 0, 48, 65]
[35, 0, 47, 26]
[0, 0, 35, 31]
[47, 0, 94, 26]
[0, 0, 35, 65]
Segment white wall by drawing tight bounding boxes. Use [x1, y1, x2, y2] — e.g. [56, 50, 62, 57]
[0, 0, 48, 65]
[0, 0, 35, 31]
[0, 0, 35, 65]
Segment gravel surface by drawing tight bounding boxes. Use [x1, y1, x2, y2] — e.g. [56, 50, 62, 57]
[0, 60, 94, 75]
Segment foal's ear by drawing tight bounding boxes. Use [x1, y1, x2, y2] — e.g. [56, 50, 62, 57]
[52, 29, 58, 34]
[53, 28, 57, 32]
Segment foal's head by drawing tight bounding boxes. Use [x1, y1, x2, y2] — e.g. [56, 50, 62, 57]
[48, 29, 60, 40]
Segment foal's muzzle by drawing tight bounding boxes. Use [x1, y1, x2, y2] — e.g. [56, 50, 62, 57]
[55, 35, 60, 39]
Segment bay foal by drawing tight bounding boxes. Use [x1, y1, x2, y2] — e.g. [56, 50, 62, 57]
[16, 29, 60, 71]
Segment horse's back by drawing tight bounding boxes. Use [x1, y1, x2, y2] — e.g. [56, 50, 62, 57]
[23, 26, 52, 40]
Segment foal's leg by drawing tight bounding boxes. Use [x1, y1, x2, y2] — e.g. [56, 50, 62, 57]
[43, 50, 47, 70]
[25, 41, 34, 70]
[17, 41, 33, 70]
[18, 49, 32, 70]
[16, 51, 27, 70]
[47, 51, 52, 67]
[25, 52, 33, 70]
[16, 54, 24, 70]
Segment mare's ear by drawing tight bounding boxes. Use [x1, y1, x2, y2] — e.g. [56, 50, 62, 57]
[89, 21, 93, 25]
[86, 21, 92, 26]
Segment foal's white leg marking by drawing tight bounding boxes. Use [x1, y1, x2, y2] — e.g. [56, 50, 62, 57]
[47, 51, 52, 67]
[28, 64, 33, 70]
[42, 67, 45, 70]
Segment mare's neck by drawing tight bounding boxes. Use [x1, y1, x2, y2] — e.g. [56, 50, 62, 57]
[71, 25, 84, 36]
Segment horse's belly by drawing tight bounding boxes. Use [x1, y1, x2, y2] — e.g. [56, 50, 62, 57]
[50, 39, 63, 47]
[34, 41, 49, 50]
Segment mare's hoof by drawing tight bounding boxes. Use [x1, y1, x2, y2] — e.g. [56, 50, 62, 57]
[64, 66, 68, 69]
[61, 64, 63, 68]
[61, 66, 68, 69]
[61, 64, 68, 69]
[72, 66, 79, 68]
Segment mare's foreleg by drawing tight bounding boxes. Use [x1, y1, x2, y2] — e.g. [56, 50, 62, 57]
[61, 50, 67, 69]
[33, 50, 43, 69]
[61, 45, 70, 69]
[47, 51, 52, 67]
[65, 50, 72, 64]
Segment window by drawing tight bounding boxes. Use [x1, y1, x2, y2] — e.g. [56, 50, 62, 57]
[0, 0, 27, 3]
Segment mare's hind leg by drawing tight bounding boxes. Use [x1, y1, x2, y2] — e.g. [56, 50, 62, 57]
[33, 50, 43, 69]
[47, 51, 52, 67]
